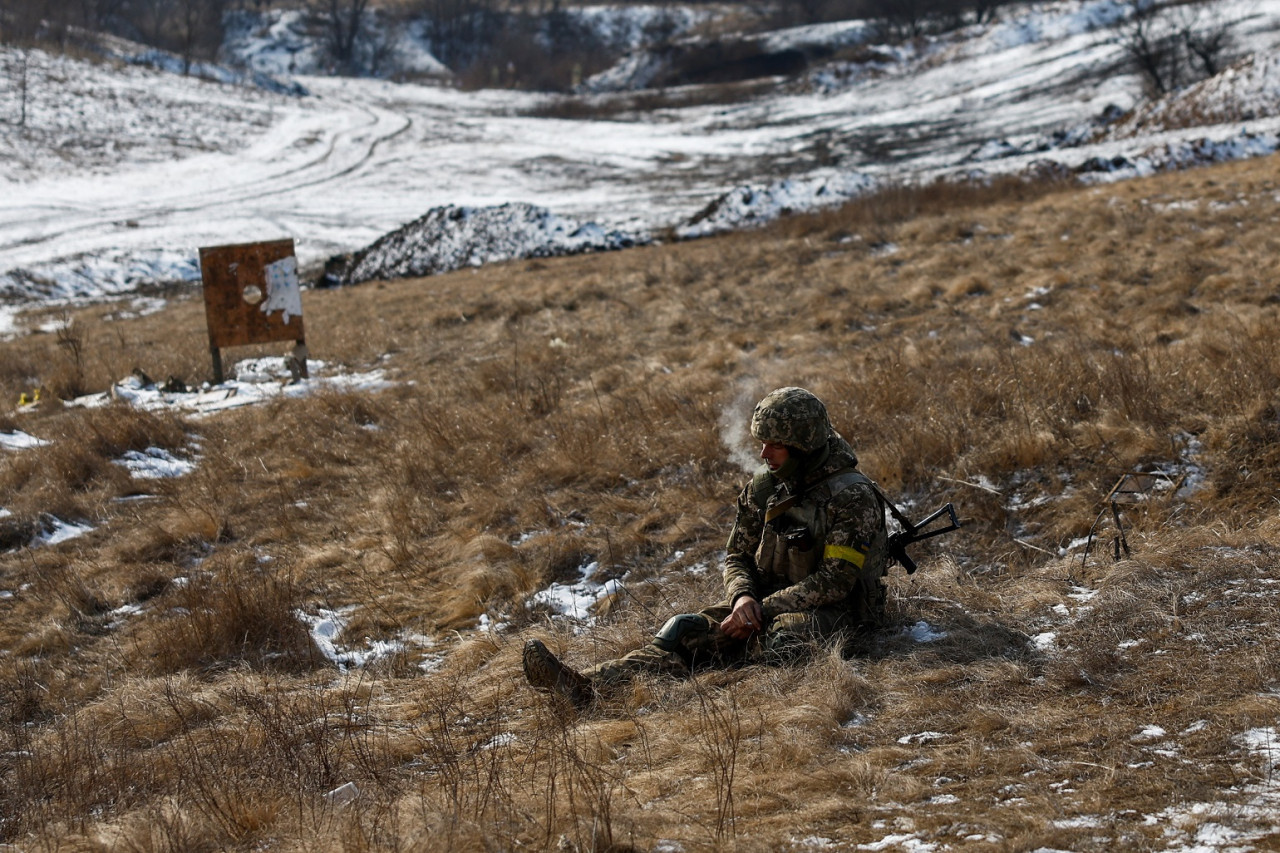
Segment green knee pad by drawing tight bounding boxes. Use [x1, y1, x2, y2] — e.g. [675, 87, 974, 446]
[652, 613, 708, 654]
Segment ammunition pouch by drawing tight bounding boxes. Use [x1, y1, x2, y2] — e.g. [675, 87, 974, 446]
[772, 521, 815, 552]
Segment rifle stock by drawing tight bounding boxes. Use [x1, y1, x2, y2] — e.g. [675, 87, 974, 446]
[886, 502, 961, 574]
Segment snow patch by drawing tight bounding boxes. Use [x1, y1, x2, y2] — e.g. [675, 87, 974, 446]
[1032, 631, 1057, 651]
[296, 606, 436, 671]
[528, 560, 621, 632]
[1133, 725, 1168, 742]
[905, 620, 947, 643]
[32, 516, 95, 546]
[0, 430, 49, 450]
[114, 447, 196, 479]
[898, 731, 948, 744]
[70, 360, 393, 416]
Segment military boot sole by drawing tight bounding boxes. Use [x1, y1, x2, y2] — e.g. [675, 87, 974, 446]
[522, 639, 594, 708]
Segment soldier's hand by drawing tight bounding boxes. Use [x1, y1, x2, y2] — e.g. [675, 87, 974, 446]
[721, 596, 763, 640]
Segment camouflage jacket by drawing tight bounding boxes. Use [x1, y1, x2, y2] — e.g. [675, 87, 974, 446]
[723, 433, 888, 621]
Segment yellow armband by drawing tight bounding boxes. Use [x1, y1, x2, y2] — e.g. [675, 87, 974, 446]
[823, 543, 867, 568]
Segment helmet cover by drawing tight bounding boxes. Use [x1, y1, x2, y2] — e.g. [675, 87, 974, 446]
[749, 387, 831, 453]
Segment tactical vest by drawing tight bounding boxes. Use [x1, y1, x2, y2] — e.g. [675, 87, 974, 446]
[750, 467, 879, 590]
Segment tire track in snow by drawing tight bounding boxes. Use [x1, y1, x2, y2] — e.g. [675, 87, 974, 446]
[0, 91, 411, 271]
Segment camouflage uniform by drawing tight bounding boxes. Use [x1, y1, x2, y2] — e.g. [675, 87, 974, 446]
[577, 387, 889, 686]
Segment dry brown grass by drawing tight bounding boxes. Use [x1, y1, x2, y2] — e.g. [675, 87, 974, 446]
[2, 154, 1280, 850]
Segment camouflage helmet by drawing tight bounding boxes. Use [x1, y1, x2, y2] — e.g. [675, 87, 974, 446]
[749, 387, 831, 453]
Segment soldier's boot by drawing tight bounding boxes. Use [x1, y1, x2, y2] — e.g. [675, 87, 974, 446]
[522, 639, 594, 708]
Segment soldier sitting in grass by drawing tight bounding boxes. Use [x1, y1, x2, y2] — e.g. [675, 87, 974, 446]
[524, 386, 890, 706]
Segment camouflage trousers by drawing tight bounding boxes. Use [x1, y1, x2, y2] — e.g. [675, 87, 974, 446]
[582, 595, 881, 688]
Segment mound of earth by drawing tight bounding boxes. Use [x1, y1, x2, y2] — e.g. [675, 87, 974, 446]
[1108, 54, 1280, 138]
[676, 170, 879, 239]
[332, 203, 647, 286]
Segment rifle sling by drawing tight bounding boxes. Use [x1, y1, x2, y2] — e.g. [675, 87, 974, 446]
[870, 483, 915, 535]
[764, 494, 799, 524]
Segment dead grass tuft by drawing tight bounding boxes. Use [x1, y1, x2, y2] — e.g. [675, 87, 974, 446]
[140, 551, 323, 675]
[0, 403, 189, 545]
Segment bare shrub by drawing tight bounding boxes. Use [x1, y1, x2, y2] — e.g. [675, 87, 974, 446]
[45, 317, 89, 399]
[406, 669, 531, 847]
[110, 509, 222, 568]
[690, 680, 742, 840]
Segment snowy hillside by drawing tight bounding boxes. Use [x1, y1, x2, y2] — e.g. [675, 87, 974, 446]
[2, 0, 1280, 321]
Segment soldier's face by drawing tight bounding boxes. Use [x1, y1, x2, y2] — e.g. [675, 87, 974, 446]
[760, 441, 790, 471]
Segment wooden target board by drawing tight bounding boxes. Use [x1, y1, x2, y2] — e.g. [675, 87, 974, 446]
[198, 239, 306, 382]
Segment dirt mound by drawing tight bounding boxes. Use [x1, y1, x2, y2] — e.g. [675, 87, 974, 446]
[332, 202, 647, 286]
[676, 170, 878, 239]
[1108, 54, 1280, 138]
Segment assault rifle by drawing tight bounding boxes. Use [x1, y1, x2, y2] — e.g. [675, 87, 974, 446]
[882, 497, 962, 574]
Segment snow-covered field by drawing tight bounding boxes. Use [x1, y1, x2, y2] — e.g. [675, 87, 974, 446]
[2, 0, 1279, 319]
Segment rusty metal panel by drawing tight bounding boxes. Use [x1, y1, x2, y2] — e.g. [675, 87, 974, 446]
[199, 239, 305, 349]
